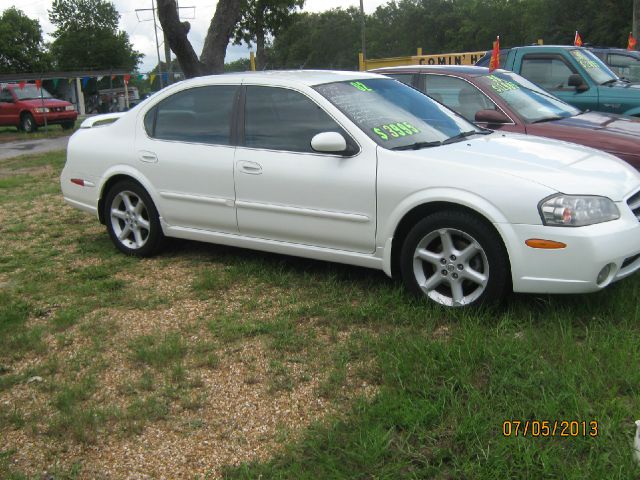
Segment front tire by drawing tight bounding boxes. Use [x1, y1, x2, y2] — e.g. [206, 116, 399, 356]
[400, 210, 509, 307]
[104, 180, 164, 257]
[61, 121, 75, 130]
[21, 113, 37, 133]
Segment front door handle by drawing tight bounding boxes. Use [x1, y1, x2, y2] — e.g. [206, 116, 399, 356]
[237, 160, 262, 175]
[138, 150, 158, 163]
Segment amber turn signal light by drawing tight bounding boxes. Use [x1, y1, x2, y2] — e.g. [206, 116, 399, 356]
[525, 239, 567, 249]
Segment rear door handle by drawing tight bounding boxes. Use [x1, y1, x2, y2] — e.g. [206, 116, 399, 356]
[138, 150, 158, 163]
[237, 160, 262, 175]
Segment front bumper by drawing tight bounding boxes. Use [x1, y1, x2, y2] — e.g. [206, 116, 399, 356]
[502, 206, 640, 294]
[33, 110, 78, 126]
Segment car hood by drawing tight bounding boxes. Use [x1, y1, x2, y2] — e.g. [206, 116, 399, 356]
[411, 133, 640, 201]
[525, 112, 640, 170]
[549, 111, 640, 135]
[18, 98, 71, 108]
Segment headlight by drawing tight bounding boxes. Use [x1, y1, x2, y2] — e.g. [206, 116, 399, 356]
[34, 107, 49, 113]
[65, 105, 75, 111]
[539, 194, 619, 227]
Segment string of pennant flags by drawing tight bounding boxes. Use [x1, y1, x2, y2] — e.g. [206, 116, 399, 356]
[0, 72, 172, 92]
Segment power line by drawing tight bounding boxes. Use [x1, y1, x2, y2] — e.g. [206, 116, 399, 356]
[135, 1, 195, 88]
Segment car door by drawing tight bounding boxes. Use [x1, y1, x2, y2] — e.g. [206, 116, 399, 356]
[135, 84, 239, 233]
[418, 73, 523, 133]
[234, 85, 376, 253]
[518, 54, 598, 112]
[0, 88, 17, 126]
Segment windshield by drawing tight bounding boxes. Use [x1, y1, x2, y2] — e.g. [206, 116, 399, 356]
[478, 71, 580, 123]
[314, 78, 483, 149]
[570, 49, 618, 85]
[12, 84, 54, 100]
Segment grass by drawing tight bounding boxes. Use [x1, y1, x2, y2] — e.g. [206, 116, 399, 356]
[0, 122, 77, 143]
[1, 149, 640, 478]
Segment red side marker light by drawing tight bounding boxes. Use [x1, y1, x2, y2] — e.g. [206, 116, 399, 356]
[71, 178, 85, 186]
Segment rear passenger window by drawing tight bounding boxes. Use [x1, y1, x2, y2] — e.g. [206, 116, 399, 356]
[145, 85, 237, 145]
[244, 86, 350, 153]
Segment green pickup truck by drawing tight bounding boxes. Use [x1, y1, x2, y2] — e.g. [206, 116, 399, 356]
[476, 46, 640, 116]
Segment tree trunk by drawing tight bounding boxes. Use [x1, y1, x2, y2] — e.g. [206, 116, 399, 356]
[201, 0, 243, 74]
[256, 25, 265, 70]
[156, 0, 203, 78]
[158, 0, 242, 78]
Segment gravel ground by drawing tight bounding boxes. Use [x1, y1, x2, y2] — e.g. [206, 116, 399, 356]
[0, 136, 69, 160]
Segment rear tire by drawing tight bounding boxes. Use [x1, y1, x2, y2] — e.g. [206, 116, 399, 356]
[400, 210, 510, 307]
[104, 180, 165, 257]
[20, 113, 37, 133]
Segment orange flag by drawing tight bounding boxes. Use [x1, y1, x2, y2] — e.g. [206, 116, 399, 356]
[628, 32, 637, 51]
[489, 36, 500, 72]
[574, 31, 583, 47]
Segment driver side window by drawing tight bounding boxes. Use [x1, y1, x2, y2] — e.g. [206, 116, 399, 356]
[521, 56, 576, 90]
[421, 74, 497, 122]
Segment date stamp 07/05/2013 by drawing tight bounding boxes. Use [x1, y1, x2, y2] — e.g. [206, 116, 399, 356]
[502, 420, 599, 438]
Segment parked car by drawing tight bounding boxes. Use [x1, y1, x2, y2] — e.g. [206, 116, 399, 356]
[475, 46, 640, 116]
[61, 71, 640, 307]
[586, 47, 640, 82]
[0, 83, 77, 132]
[373, 65, 640, 170]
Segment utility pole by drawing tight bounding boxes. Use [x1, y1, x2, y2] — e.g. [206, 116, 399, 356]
[634, 0, 639, 47]
[360, 0, 366, 63]
[136, 2, 195, 86]
[151, 0, 164, 88]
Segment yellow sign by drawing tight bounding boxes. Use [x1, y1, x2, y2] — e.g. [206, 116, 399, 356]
[360, 49, 487, 71]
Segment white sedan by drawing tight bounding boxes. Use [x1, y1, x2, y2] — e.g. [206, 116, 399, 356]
[61, 71, 640, 307]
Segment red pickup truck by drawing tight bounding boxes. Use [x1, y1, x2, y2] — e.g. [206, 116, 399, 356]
[0, 83, 78, 132]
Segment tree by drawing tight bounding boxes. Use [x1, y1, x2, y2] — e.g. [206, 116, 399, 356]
[48, 0, 141, 70]
[157, 0, 243, 77]
[270, 8, 361, 69]
[233, 0, 304, 70]
[0, 7, 50, 73]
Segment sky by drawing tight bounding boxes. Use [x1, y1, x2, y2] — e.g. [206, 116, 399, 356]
[4, 0, 389, 72]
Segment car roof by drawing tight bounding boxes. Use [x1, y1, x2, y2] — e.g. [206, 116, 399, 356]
[178, 70, 384, 88]
[587, 47, 640, 56]
[372, 65, 503, 77]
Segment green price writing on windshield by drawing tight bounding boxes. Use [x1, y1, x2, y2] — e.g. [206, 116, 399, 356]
[487, 75, 519, 93]
[571, 51, 599, 70]
[351, 81, 373, 92]
[373, 122, 421, 141]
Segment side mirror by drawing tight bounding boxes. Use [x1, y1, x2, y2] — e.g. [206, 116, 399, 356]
[311, 132, 347, 154]
[475, 109, 510, 124]
[568, 74, 588, 92]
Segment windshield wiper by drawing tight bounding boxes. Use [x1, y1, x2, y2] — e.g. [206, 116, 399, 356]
[392, 141, 443, 150]
[600, 79, 618, 86]
[442, 130, 487, 145]
[531, 116, 563, 123]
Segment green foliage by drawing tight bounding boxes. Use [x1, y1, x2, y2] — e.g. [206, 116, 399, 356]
[0, 7, 50, 73]
[269, 8, 362, 69]
[234, 0, 305, 45]
[49, 0, 120, 32]
[269, 0, 637, 69]
[48, 0, 142, 70]
[225, 57, 252, 72]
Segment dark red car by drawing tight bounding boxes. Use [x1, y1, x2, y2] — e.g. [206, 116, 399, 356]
[0, 83, 78, 133]
[372, 65, 640, 170]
